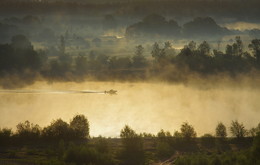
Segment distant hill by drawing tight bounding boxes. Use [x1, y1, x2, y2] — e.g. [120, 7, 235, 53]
[125, 14, 181, 39]
[182, 17, 231, 38]
[125, 15, 231, 39]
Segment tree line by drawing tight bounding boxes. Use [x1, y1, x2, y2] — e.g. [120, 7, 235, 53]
[0, 114, 260, 165]
[1, 35, 260, 88]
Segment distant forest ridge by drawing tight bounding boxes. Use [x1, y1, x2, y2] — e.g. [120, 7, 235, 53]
[0, 0, 260, 20]
[2, 0, 257, 3]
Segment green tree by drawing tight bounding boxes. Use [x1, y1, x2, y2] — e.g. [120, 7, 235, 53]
[164, 41, 172, 49]
[119, 125, 145, 165]
[188, 41, 197, 51]
[251, 132, 260, 163]
[249, 123, 260, 137]
[42, 119, 71, 140]
[94, 136, 110, 153]
[151, 42, 167, 66]
[16, 120, 41, 139]
[226, 44, 233, 55]
[201, 134, 215, 149]
[11, 34, 32, 50]
[132, 45, 147, 68]
[0, 128, 12, 144]
[233, 36, 243, 57]
[216, 122, 227, 138]
[230, 120, 248, 138]
[179, 45, 192, 56]
[151, 42, 161, 60]
[180, 122, 197, 140]
[198, 41, 211, 56]
[249, 39, 260, 65]
[70, 114, 89, 139]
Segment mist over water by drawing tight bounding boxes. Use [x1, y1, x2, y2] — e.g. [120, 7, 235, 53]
[0, 80, 259, 137]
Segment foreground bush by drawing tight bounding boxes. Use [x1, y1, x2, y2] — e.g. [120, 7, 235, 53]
[64, 144, 116, 165]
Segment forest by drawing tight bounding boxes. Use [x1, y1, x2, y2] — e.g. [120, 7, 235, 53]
[0, 34, 260, 88]
[1, 114, 260, 165]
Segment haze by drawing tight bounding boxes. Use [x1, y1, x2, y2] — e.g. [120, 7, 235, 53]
[0, 80, 259, 137]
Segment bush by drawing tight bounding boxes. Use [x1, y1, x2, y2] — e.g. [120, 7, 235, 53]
[119, 125, 146, 165]
[201, 134, 215, 149]
[0, 128, 12, 144]
[64, 144, 115, 165]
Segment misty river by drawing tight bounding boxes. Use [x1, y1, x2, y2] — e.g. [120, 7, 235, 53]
[0, 81, 259, 137]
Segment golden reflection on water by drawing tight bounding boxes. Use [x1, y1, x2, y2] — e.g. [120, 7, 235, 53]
[0, 81, 259, 137]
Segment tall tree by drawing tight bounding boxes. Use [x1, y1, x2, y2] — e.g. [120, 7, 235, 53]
[230, 120, 247, 138]
[198, 41, 211, 56]
[133, 45, 147, 68]
[180, 122, 197, 140]
[151, 42, 161, 60]
[119, 125, 145, 165]
[249, 39, 260, 65]
[70, 114, 89, 139]
[216, 122, 227, 138]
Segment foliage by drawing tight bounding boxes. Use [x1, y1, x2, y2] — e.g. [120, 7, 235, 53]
[230, 120, 248, 138]
[42, 119, 71, 140]
[132, 45, 147, 68]
[251, 132, 260, 164]
[70, 114, 89, 139]
[249, 39, 260, 65]
[0, 128, 12, 144]
[119, 125, 145, 165]
[64, 143, 115, 165]
[180, 122, 197, 140]
[201, 134, 215, 149]
[16, 120, 41, 140]
[0, 117, 260, 164]
[0, 35, 46, 72]
[249, 123, 260, 137]
[216, 122, 227, 138]
[94, 136, 110, 153]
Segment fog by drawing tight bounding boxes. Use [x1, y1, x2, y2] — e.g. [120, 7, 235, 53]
[0, 80, 259, 137]
[223, 22, 260, 31]
[1, 0, 260, 139]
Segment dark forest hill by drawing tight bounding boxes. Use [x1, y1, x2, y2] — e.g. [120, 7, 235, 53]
[125, 15, 231, 39]
[0, 0, 260, 21]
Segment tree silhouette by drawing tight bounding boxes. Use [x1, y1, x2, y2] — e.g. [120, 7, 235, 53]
[16, 120, 41, 140]
[251, 132, 260, 163]
[198, 41, 211, 56]
[216, 122, 227, 138]
[119, 125, 145, 165]
[233, 36, 243, 57]
[11, 35, 32, 50]
[70, 114, 89, 139]
[164, 41, 172, 49]
[249, 123, 260, 137]
[42, 119, 71, 140]
[249, 39, 260, 65]
[151, 42, 166, 64]
[0, 128, 12, 144]
[230, 120, 248, 138]
[180, 122, 197, 140]
[201, 133, 215, 149]
[132, 45, 147, 68]
[188, 41, 197, 51]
